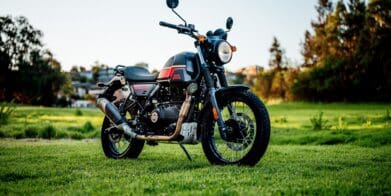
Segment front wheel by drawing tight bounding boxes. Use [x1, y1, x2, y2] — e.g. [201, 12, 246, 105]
[201, 90, 270, 166]
[101, 117, 144, 159]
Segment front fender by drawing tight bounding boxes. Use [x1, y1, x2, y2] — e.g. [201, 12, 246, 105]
[201, 85, 250, 113]
[215, 85, 249, 100]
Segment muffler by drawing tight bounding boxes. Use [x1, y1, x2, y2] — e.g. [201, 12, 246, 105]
[96, 98, 137, 138]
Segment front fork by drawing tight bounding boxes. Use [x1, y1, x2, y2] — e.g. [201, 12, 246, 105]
[196, 45, 229, 138]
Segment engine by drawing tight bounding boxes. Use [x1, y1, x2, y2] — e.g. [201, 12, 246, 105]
[147, 103, 181, 133]
[149, 104, 180, 125]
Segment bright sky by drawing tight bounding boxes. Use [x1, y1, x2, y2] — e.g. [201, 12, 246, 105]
[1, 0, 318, 71]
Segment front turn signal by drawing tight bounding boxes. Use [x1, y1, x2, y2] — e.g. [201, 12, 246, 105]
[231, 45, 237, 52]
[197, 35, 206, 42]
[212, 107, 219, 120]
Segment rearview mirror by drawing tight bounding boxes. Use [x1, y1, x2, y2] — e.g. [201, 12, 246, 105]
[226, 17, 233, 30]
[166, 0, 179, 9]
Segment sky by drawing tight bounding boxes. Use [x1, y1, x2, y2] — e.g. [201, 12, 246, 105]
[1, 0, 318, 71]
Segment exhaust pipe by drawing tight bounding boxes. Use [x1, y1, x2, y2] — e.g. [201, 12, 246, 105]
[96, 98, 137, 138]
[136, 93, 191, 141]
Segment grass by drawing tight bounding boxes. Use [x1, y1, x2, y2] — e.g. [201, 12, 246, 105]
[0, 102, 390, 194]
[0, 103, 390, 147]
[0, 106, 102, 139]
[0, 140, 390, 195]
[268, 102, 391, 147]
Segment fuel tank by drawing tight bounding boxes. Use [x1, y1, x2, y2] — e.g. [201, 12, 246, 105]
[157, 52, 199, 85]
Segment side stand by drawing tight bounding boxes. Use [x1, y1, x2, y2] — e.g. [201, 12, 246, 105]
[179, 144, 192, 161]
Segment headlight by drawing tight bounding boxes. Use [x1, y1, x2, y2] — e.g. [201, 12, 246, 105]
[217, 41, 232, 64]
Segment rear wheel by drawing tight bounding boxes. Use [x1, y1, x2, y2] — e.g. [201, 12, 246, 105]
[101, 117, 144, 159]
[201, 90, 270, 166]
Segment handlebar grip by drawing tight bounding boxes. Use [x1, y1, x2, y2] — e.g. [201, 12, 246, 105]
[159, 21, 178, 29]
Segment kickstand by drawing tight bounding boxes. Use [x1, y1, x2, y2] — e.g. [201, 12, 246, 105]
[179, 143, 192, 161]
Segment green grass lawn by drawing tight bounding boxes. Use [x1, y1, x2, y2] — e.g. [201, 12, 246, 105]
[0, 140, 389, 195]
[0, 102, 390, 194]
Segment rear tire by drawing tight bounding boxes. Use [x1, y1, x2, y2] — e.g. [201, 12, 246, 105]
[101, 117, 144, 159]
[201, 90, 270, 166]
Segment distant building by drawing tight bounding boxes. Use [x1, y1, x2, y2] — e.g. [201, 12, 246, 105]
[71, 100, 94, 108]
[235, 65, 263, 82]
[226, 65, 263, 85]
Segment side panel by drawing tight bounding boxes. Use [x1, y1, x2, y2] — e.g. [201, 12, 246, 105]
[131, 84, 155, 96]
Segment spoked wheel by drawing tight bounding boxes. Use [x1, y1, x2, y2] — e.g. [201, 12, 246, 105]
[201, 90, 270, 166]
[101, 117, 144, 159]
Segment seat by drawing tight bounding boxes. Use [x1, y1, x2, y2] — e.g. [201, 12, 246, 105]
[123, 66, 156, 82]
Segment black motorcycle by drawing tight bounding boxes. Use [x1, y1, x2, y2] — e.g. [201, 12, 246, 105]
[96, 0, 270, 166]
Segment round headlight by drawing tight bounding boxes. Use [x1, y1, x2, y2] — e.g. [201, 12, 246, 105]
[217, 41, 232, 64]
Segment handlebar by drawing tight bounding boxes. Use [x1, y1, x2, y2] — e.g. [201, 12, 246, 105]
[159, 21, 178, 29]
[159, 21, 198, 38]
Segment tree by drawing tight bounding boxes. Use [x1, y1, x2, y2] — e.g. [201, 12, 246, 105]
[294, 0, 391, 101]
[268, 37, 284, 70]
[91, 61, 108, 83]
[0, 15, 68, 105]
[301, 31, 317, 67]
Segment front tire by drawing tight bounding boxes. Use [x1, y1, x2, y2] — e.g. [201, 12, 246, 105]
[201, 90, 270, 166]
[101, 117, 144, 159]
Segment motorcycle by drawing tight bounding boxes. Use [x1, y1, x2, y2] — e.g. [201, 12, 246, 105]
[96, 0, 270, 166]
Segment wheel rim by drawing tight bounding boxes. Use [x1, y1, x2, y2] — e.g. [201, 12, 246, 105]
[106, 126, 131, 155]
[211, 99, 257, 162]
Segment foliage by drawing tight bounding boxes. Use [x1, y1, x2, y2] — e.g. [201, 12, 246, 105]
[70, 132, 84, 140]
[0, 103, 389, 150]
[293, 0, 391, 101]
[310, 111, 329, 130]
[24, 126, 39, 138]
[253, 67, 299, 102]
[334, 115, 347, 131]
[82, 121, 95, 133]
[40, 125, 56, 139]
[268, 37, 285, 69]
[75, 108, 83, 116]
[384, 109, 391, 121]
[0, 15, 69, 106]
[0, 101, 15, 125]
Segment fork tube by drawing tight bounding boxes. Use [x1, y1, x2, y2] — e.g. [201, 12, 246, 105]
[196, 45, 227, 135]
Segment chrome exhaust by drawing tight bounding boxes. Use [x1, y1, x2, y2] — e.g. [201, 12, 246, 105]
[96, 98, 138, 138]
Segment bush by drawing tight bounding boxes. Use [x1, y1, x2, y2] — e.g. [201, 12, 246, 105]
[24, 126, 39, 138]
[310, 112, 329, 130]
[55, 130, 69, 139]
[82, 121, 95, 133]
[0, 101, 16, 126]
[40, 125, 57, 139]
[87, 130, 100, 138]
[384, 109, 391, 121]
[334, 116, 347, 131]
[70, 132, 84, 140]
[13, 131, 25, 139]
[0, 130, 5, 138]
[75, 108, 83, 116]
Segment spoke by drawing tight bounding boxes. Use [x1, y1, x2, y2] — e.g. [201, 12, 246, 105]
[211, 97, 261, 162]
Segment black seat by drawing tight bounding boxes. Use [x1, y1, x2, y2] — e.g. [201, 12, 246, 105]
[123, 66, 156, 82]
